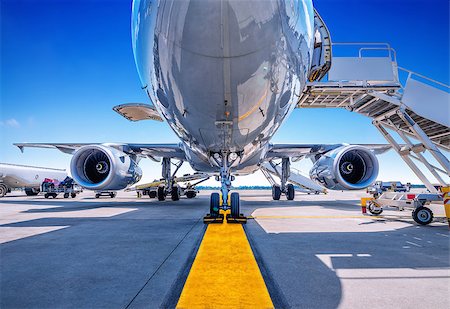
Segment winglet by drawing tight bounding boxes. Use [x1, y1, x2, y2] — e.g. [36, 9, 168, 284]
[15, 144, 24, 153]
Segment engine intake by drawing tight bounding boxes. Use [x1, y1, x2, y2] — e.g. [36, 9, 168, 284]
[309, 145, 379, 190]
[70, 145, 142, 190]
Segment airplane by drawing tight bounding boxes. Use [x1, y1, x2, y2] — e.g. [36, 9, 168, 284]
[0, 163, 67, 197]
[15, 0, 396, 219]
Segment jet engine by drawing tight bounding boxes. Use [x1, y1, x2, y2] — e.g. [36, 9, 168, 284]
[309, 145, 379, 190]
[70, 145, 142, 190]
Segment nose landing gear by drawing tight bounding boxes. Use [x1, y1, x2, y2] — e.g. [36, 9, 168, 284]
[203, 153, 247, 224]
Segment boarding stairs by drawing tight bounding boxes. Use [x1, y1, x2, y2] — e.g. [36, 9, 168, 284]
[260, 162, 326, 194]
[300, 40, 450, 193]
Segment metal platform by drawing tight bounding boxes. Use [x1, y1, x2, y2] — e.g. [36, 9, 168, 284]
[298, 43, 450, 192]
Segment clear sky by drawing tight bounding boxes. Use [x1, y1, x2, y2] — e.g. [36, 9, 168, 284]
[1, 0, 449, 186]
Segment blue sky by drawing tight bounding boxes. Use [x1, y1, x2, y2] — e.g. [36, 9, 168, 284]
[1, 0, 449, 186]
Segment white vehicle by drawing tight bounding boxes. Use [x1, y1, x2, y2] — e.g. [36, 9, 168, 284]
[14, 0, 449, 221]
[0, 163, 67, 197]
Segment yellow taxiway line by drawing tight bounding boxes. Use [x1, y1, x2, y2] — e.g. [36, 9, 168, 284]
[177, 212, 273, 309]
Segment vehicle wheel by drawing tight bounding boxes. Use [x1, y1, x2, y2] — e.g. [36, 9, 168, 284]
[71, 193, 77, 198]
[45, 193, 50, 199]
[230, 192, 240, 218]
[149, 191, 157, 198]
[171, 186, 180, 201]
[95, 194, 100, 198]
[157, 186, 166, 201]
[367, 202, 383, 215]
[25, 188, 39, 196]
[210, 193, 220, 217]
[186, 191, 196, 199]
[412, 206, 433, 225]
[64, 193, 69, 199]
[286, 184, 295, 200]
[110, 192, 116, 198]
[272, 185, 281, 200]
[0, 184, 7, 197]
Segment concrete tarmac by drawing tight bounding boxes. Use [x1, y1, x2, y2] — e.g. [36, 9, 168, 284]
[1, 190, 449, 308]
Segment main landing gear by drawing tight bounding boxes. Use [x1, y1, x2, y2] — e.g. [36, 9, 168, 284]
[262, 158, 296, 201]
[203, 152, 247, 224]
[151, 159, 204, 201]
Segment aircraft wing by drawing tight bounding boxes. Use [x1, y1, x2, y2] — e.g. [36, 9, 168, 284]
[14, 143, 186, 161]
[266, 143, 391, 160]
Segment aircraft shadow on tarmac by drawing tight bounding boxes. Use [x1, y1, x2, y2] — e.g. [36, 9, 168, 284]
[245, 222, 450, 308]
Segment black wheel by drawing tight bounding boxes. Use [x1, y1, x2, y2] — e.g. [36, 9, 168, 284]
[157, 186, 166, 201]
[45, 193, 50, 199]
[71, 193, 76, 198]
[171, 186, 180, 201]
[230, 192, 240, 218]
[286, 184, 295, 200]
[210, 193, 220, 217]
[367, 201, 383, 215]
[0, 184, 7, 197]
[25, 188, 39, 196]
[63, 193, 69, 199]
[412, 206, 433, 225]
[186, 191, 196, 199]
[110, 192, 116, 198]
[272, 185, 281, 200]
[51, 193, 57, 198]
[95, 194, 100, 198]
[149, 190, 157, 198]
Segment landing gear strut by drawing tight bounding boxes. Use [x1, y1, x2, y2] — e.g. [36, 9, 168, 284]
[203, 152, 247, 224]
[156, 158, 184, 202]
[263, 158, 296, 201]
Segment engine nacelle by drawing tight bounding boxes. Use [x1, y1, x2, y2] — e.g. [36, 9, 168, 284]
[70, 145, 142, 190]
[309, 145, 379, 190]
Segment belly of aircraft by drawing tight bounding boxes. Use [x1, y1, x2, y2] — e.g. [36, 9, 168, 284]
[132, 0, 314, 172]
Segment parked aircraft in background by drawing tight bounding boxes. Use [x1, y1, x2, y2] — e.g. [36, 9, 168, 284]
[0, 163, 67, 197]
[15, 0, 448, 220]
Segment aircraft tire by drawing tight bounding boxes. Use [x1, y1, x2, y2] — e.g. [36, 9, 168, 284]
[157, 186, 166, 201]
[272, 185, 281, 200]
[171, 186, 180, 201]
[287, 184, 295, 200]
[0, 184, 7, 197]
[230, 192, 240, 218]
[210, 193, 220, 216]
[25, 188, 39, 196]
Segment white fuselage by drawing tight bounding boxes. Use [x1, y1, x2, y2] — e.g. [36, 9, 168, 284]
[0, 163, 67, 189]
[132, 0, 314, 174]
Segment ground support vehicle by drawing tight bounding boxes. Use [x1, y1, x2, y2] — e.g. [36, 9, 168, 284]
[365, 192, 443, 225]
[95, 191, 117, 198]
[41, 178, 80, 199]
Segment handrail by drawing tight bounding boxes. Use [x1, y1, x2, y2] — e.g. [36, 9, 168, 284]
[359, 47, 397, 63]
[398, 66, 450, 90]
[332, 42, 396, 62]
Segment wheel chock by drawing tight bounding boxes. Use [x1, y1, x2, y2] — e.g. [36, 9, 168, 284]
[226, 214, 247, 224]
[203, 213, 224, 224]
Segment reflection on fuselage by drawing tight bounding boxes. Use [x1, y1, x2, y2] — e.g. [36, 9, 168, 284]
[132, 0, 314, 173]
